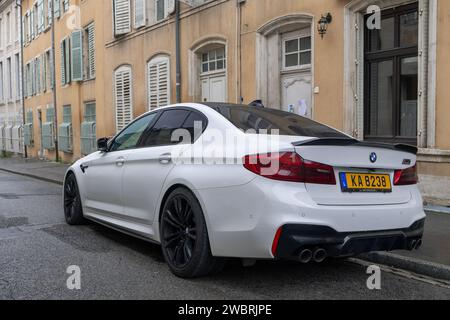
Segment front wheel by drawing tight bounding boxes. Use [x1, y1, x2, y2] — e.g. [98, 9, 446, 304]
[64, 173, 87, 225]
[160, 188, 225, 278]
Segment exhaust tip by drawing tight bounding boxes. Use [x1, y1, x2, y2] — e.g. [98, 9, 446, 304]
[299, 249, 313, 263]
[313, 248, 327, 263]
[415, 239, 422, 250]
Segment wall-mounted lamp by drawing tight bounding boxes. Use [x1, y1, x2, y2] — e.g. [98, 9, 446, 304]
[318, 13, 333, 39]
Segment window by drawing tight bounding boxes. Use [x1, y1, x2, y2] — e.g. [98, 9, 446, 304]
[45, 49, 54, 89]
[110, 113, 158, 152]
[81, 102, 96, 155]
[38, 0, 45, 33]
[59, 105, 73, 153]
[84, 23, 95, 80]
[7, 58, 12, 101]
[181, 111, 207, 143]
[208, 104, 347, 138]
[134, 0, 146, 28]
[141, 109, 190, 147]
[147, 55, 170, 110]
[61, 37, 71, 85]
[54, 0, 61, 18]
[6, 12, 11, 44]
[113, 0, 131, 36]
[201, 48, 226, 74]
[63, 0, 70, 13]
[71, 30, 83, 81]
[156, 0, 166, 21]
[283, 33, 311, 70]
[15, 54, 20, 99]
[0, 62, 3, 102]
[364, 3, 418, 145]
[114, 66, 133, 132]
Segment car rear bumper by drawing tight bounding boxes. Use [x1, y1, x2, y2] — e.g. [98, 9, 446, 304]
[274, 218, 425, 260]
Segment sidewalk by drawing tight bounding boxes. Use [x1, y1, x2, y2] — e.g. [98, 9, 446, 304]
[0, 156, 68, 185]
[0, 156, 449, 280]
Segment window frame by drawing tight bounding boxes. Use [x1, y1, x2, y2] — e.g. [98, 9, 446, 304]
[107, 107, 208, 152]
[363, 2, 419, 145]
[281, 29, 312, 72]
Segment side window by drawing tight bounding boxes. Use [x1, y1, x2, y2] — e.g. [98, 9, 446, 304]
[181, 112, 207, 143]
[141, 109, 190, 147]
[110, 113, 157, 152]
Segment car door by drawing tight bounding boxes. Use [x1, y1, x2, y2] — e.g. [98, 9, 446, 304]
[82, 113, 158, 219]
[121, 108, 202, 224]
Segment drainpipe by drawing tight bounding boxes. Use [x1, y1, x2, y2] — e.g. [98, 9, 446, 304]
[50, 0, 59, 162]
[175, 0, 181, 103]
[17, 0, 27, 158]
[236, 0, 243, 103]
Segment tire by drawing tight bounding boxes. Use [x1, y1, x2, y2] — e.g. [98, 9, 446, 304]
[63, 173, 87, 225]
[160, 187, 226, 278]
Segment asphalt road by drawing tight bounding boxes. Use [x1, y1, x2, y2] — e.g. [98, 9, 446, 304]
[0, 171, 449, 300]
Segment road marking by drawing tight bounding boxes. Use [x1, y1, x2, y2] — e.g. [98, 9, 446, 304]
[348, 258, 450, 289]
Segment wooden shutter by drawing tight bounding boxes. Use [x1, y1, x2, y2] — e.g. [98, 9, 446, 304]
[114, 0, 131, 36]
[86, 23, 95, 79]
[71, 30, 83, 81]
[47, 0, 52, 25]
[115, 67, 133, 132]
[134, 0, 146, 28]
[147, 57, 170, 110]
[38, 0, 45, 33]
[54, 0, 60, 18]
[60, 39, 66, 85]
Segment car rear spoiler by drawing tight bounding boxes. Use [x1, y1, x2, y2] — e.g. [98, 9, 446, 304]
[292, 138, 418, 155]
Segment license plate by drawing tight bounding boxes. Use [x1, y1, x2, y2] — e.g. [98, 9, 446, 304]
[339, 172, 392, 193]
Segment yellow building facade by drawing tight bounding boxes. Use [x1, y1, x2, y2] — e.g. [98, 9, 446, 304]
[23, 0, 450, 205]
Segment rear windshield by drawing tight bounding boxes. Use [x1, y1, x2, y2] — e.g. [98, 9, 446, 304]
[207, 104, 348, 138]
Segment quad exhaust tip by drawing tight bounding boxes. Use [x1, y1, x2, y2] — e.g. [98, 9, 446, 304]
[299, 249, 313, 263]
[313, 248, 327, 263]
[299, 248, 328, 263]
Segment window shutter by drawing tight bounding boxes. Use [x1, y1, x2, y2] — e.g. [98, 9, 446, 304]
[71, 30, 83, 81]
[147, 57, 170, 110]
[36, 57, 40, 93]
[49, 50, 54, 89]
[30, 9, 35, 39]
[38, 0, 45, 33]
[114, 0, 131, 36]
[134, 0, 146, 28]
[65, 37, 71, 83]
[87, 23, 95, 79]
[114, 67, 133, 132]
[42, 55, 47, 92]
[54, 0, 60, 18]
[47, 0, 53, 25]
[60, 40, 66, 85]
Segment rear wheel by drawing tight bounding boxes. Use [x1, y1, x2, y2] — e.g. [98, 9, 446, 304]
[64, 173, 86, 225]
[160, 187, 225, 278]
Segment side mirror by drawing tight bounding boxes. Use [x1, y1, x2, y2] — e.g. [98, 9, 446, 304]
[97, 137, 109, 152]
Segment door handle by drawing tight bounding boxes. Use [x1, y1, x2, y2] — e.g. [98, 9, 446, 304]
[116, 157, 125, 167]
[159, 153, 172, 165]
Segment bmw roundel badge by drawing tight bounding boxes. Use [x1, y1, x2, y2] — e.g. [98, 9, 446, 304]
[370, 152, 377, 163]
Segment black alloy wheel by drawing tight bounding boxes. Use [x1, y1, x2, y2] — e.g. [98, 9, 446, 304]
[160, 188, 225, 278]
[64, 173, 86, 225]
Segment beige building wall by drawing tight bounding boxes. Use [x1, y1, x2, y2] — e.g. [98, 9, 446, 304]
[23, 0, 105, 162]
[21, 0, 450, 204]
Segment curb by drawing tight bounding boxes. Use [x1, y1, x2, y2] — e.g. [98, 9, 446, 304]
[0, 167, 64, 186]
[359, 252, 450, 282]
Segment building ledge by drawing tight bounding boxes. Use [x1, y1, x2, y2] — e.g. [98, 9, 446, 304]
[418, 148, 450, 163]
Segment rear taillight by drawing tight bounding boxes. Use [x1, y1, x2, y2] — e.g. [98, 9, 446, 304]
[394, 165, 418, 185]
[243, 152, 336, 185]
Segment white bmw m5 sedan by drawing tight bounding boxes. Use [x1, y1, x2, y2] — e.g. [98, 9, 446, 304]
[63, 103, 425, 278]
